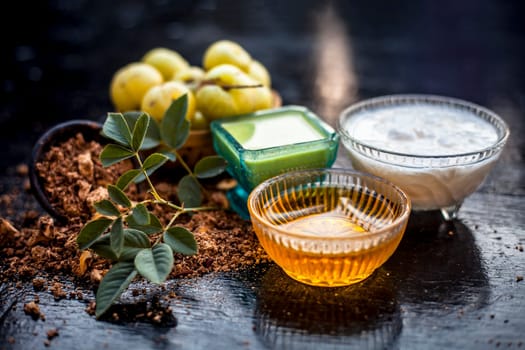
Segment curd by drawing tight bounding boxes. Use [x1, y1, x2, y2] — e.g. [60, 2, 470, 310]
[339, 96, 507, 214]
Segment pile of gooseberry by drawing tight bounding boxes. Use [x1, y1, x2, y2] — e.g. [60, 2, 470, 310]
[110, 40, 274, 130]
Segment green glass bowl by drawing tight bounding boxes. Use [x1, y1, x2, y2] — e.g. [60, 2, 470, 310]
[210, 106, 339, 218]
[211, 106, 339, 191]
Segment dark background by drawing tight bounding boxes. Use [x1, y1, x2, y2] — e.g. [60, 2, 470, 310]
[1, 0, 524, 171]
[1, 1, 524, 349]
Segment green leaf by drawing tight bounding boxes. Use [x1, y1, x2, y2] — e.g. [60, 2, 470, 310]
[91, 228, 151, 261]
[108, 185, 132, 208]
[163, 227, 198, 255]
[102, 113, 132, 147]
[194, 156, 227, 179]
[110, 217, 124, 258]
[95, 262, 137, 318]
[143, 153, 169, 172]
[116, 169, 141, 190]
[160, 148, 177, 162]
[134, 153, 169, 183]
[132, 203, 149, 225]
[124, 228, 151, 249]
[134, 244, 174, 284]
[131, 113, 150, 151]
[119, 229, 152, 261]
[123, 111, 161, 150]
[126, 213, 163, 235]
[94, 199, 120, 217]
[177, 175, 202, 208]
[90, 237, 117, 260]
[100, 144, 134, 167]
[77, 217, 113, 250]
[160, 94, 190, 149]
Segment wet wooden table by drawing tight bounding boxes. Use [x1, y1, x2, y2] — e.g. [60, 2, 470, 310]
[1, 1, 524, 349]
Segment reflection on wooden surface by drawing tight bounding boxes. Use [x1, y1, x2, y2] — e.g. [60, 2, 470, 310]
[254, 266, 401, 349]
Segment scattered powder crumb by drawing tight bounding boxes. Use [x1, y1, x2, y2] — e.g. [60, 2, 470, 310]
[47, 328, 59, 340]
[32, 277, 47, 291]
[50, 282, 68, 301]
[24, 301, 45, 321]
[16, 164, 29, 176]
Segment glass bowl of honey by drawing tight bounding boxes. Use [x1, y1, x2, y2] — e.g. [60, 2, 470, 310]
[247, 168, 411, 287]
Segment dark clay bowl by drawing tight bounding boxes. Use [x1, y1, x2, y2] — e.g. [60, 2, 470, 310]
[29, 120, 104, 222]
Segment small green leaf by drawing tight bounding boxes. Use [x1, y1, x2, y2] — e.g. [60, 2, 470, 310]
[132, 203, 149, 225]
[134, 244, 174, 284]
[119, 229, 151, 261]
[100, 144, 134, 167]
[126, 213, 163, 235]
[123, 111, 161, 150]
[119, 229, 152, 261]
[95, 262, 137, 318]
[91, 228, 151, 261]
[116, 169, 141, 190]
[159, 147, 177, 162]
[108, 185, 132, 208]
[110, 217, 124, 258]
[161, 95, 190, 149]
[124, 228, 151, 249]
[90, 237, 117, 260]
[143, 153, 169, 172]
[102, 113, 133, 147]
[194, 156, 227, 179]
[163, 227, 198, 255]
[131, 113, 150, 151]
[94, 199, 120, 217]
[77, 217, 113, 250]
[177, 175, 202, 208]
[134, 153, 169, 183]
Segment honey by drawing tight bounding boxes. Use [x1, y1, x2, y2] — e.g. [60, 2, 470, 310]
[280, 212, 366, 237]
[251, 185, 405, 286]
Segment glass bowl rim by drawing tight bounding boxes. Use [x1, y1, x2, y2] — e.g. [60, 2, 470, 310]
[337, 94, 510, 163]
[210, 105, 339, 155]
[247, 168, 412, 241]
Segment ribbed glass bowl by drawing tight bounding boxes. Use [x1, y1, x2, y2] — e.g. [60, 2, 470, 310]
[247, 169, 411, 287]
[338, 94, 509, 220]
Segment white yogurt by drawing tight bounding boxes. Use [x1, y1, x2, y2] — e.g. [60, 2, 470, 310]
[340, 101, 503, 211]
[343, 105, 498, 156]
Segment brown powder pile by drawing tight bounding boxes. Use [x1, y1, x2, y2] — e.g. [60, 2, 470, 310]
[35, 132, 135, 222]
[0, 133, 268, 291]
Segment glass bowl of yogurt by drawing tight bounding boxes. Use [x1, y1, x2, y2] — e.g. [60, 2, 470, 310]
[338, 94, 509, 220]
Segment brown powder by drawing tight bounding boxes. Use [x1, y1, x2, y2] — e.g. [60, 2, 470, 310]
[24, 301, 45, 321]
[0, 133, 268, 294]
[34, 132, 135, 222]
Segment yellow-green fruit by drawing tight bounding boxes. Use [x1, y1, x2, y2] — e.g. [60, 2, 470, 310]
[203, 40, 252, 72]
[142, 47, 189, 81]
[172, 66, 205, 91]
[190, 111, 209, 130]
[110, 62, 164, 112]
[140, 81, 196, 123]
[196, 64, 273, 120]
[247, 60, 271, 87]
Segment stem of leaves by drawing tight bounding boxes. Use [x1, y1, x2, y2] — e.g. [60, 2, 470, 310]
[77, 94, 227, 319]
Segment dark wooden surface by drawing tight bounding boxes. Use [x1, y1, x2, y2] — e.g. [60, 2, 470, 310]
[1, 1, 524, 349]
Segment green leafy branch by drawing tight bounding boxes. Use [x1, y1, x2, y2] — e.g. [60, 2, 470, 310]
[76, 95, 227, 319]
